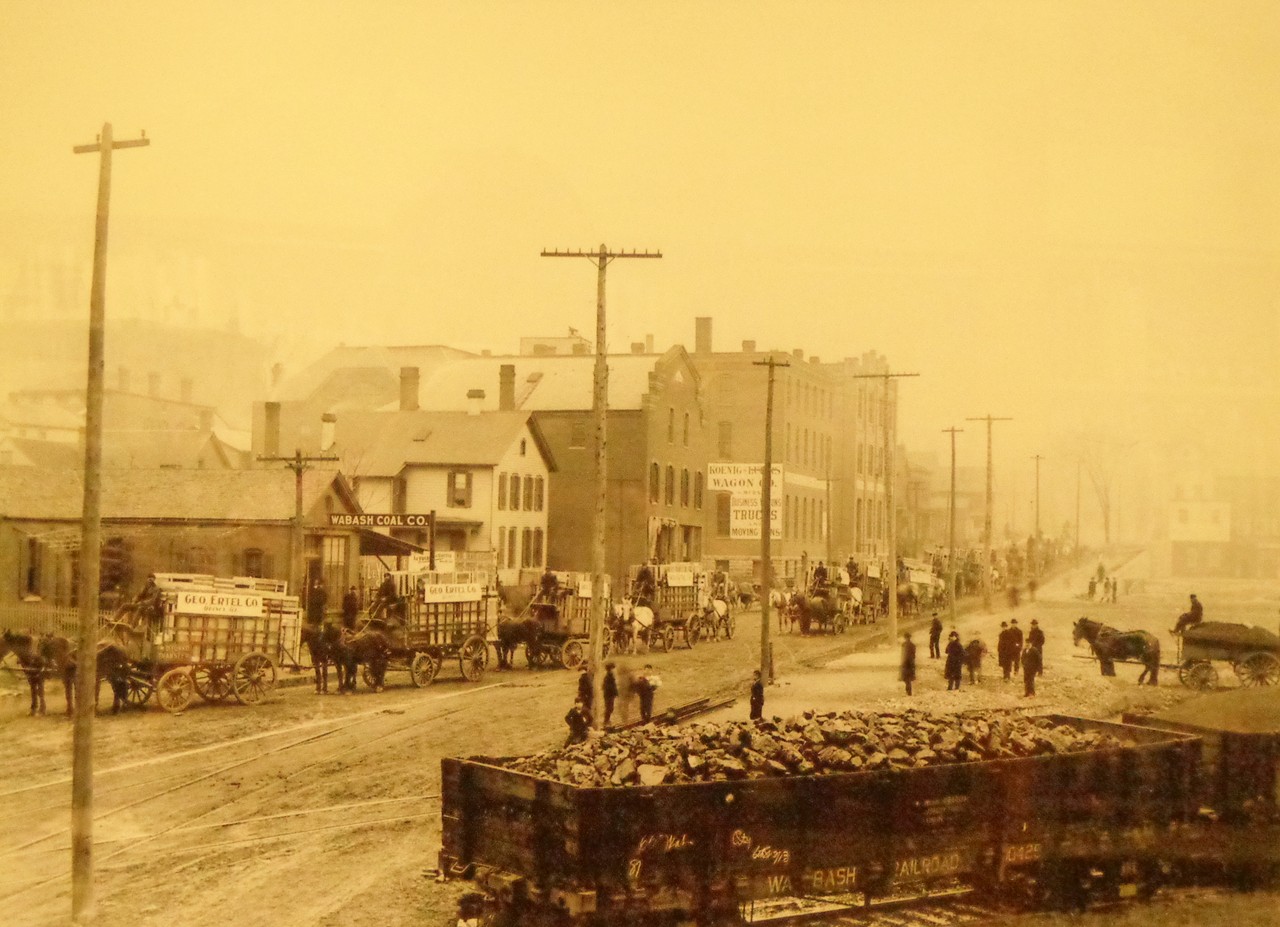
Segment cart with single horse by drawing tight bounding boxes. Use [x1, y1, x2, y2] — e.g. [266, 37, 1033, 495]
[103, 573, 297, 714]
[625, 562, 703, 651]
[1175, 621, 1280, 690]
[371, 570, 493, 686]
[522, 572, 610, 669]
[692, 571, 735, 642]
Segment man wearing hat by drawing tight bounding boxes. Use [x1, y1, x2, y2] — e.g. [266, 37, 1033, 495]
[1028, 619, 1046, 672]
[1009, 618, 1024, 672]
[1172, 594, 1204, 635]
[602, 662, 619, 727]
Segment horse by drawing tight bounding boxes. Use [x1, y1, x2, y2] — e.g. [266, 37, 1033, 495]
[896, 582, 919, 617]
[1073, 617, 1161, 685]
[301, 622, 347, 693]
[494, 617, 542, 669]
[699, 595, 732, 640]
[39, 634, 133, 715]
[611, 597, 656, 653]
[1, 629, 53, 715]
[336, 626, 391, 692]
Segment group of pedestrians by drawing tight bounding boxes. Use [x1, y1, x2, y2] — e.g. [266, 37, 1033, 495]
[565, 662, 662, 744]
[1088, 576, 1119, 602]
[902, 613, 1046, 697]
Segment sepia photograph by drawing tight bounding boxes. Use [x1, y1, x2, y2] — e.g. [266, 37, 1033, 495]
[0, 3, 1277, 926]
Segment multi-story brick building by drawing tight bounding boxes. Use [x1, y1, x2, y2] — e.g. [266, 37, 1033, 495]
[415, 346, 711, 583]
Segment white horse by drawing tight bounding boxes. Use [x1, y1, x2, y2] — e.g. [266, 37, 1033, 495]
[611, 596, 656, 654]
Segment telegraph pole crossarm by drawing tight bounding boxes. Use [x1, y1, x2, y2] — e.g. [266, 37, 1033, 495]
[541, 244, 662, 728]
[942, 427, 964, 626]
[849, 371, 919, 644]
[71, 122, 149, 926]
[753, 355, 790, 684]
[965, 415, 1013, 612]
[258, 449, 339, 598]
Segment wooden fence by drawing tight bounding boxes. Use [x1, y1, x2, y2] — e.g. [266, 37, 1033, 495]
[0, 603, 109, 637]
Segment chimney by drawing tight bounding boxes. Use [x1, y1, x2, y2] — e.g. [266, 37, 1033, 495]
[631, 342, 645, 354]
[148, 371, 161, 397]
[264, 401, 281, 458]
[742, 340, 756, 353]
[645, 334, 654, 353]
[792, 348, 803, 360]
[400, 366, 420, 411]
[694, 317, 712, 354]
[320, 412, 337, 451]
[498, 364, 516, 411]
[117, 366, 130, 391]
[466, 388, 485, 416]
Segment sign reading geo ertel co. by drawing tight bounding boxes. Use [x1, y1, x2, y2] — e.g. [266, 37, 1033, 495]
[707, 462, 785, 497]
[329, 513, 434, 528]
[173, 590, 264, 617]
[420, 582, 484, 603]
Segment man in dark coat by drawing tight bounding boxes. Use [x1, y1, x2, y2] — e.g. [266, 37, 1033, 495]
[1022, 642, 1043, 697]
[576, 667, 593, 710]
[341, 585, 360, 629]
[997, 621, 1014, 681]
[899, 632, 917, 696]
[928, 614, 943, 659]
[635, 664, 659, 722]
[1009, 618, 1024, 672]
[372, 572, 398, 620]
[1172, 594, 1204, 634]
[634, 561, 657, 606]
[944, 631, 965, 691]
[964, 635, 987, 684]
[1027, 619, 1046, 672]
[602, 663, 619, 727]
[306, 579, 328, 625]
[749, 670, 765, 721]
[564, 700, 592, 745]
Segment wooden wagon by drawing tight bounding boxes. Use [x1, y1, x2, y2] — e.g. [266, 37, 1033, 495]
[374, 570, 493, 686]
[105, 573, 297, 714]
[523, 571, 610, 670]
[625, 562, 702, 651]
[1176, 621, 1280, 690]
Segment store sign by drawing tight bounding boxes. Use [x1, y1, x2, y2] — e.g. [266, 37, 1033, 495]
[329, 513, 434, 528]
[707, 463, 785, 497]
[173, 590, 263, 617]
[408, 551, 456, 573]
[665, 570, 695, 588]
[420, 582, 484, 603]
[730, 500, 783, 540]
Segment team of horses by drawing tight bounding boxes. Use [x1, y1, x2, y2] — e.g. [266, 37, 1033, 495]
[0, 629, 133, 716]
[1073, 616, 1161, 685]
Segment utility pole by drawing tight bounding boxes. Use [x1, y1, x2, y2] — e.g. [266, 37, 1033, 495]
[258, 449, 339, 596]
[851, 371, 918, 643]
[965, 415, 1012, 612]
[754, 355, 789, 683]
[942, 427, 963, 626]
[1075, 459, 1082, 566]
[541, 244, 661, 726]
[1031, 454, 1044, 578]
[69, 122, 148, 925]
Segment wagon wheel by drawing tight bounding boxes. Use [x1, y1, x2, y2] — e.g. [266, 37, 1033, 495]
[409, 652, 440, 688]
[685, 620, 699, 649]
[192, 665, 233, 702]
[1184, 661, 1218, 691]
[1235, 652, 1280, 687]
[459, 635, 487, 682]
[97, 670, 154, 710]
[560, 639, 585, 670]
[524, 642, 548, 669]
[231, 652, 276, 705]
[660, 626, 676, 653]
[156, 668, 195, 714]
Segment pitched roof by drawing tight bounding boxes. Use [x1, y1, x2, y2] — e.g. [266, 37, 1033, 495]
[0, 467, 351, 522]
[274, 344, 476, 402]
[333, 410, 555, 477]
[416, 346, 695, 413]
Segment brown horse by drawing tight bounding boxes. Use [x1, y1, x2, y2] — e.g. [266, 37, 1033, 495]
[301, 622, 347, 693]
[0, 631, 131, 715]
[336, 626, 391, 692]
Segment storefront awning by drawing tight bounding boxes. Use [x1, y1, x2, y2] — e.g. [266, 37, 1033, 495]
[357, 528, 426, 557]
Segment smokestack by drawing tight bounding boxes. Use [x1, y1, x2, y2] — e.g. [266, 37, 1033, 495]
[264, 401, 281, 458]
[320, 412, 337, 451]
[631, 342, 645, 354]
[499, 364, 516, 411]
[742, 340, 756, 353]
[645, 334, 654, 353]
[695, 317, 712, 354]
[400, 367, 420, 412]
[466, 388, 485, 416]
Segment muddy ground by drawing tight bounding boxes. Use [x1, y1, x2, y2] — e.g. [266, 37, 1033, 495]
[1, 551, 1276, 926]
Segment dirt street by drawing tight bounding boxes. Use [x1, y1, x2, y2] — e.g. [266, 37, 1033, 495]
[1, 553, 1276, 927]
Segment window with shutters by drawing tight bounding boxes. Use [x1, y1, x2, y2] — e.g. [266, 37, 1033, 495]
[534, 476, 545, 511]
[668, 408, 675, 443]
[448, 470, 473, 508]
[497, 473, 507, 510]
[510, 475, 521, 511]
[680, 469, 690, 506]
[694, 471, 704, 509]
[650, 463, 660, 502]
[508, 527, 519, 568]
[533, 528, 544, 566]
[665, 465, 675, 506]
[521, 528, 533, 567]
[495, 528, 504, 566]
[243, 548, 264, 578]
[523, 476, 533, 510]
[682, 412, 689, 447]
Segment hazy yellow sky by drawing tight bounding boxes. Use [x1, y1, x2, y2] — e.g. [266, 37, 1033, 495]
[2, 2, 1278, 534]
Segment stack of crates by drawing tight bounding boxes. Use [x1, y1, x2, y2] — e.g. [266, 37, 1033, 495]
[154, 573, 299, 667]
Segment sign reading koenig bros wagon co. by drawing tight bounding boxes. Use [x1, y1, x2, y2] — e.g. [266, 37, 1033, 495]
[173, 591, 264, 617]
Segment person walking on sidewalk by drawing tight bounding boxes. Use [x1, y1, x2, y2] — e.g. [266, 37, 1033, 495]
[749, 670, 765, 721]
[997, 621, 1014, 681]
[576, 667, 593, 711]
[928, 614, 943, 659]
[964, 634, 987, 684]
[1028, 620, 1046, 672]
[1022, 642, 1043, 697]
[602, 663, 619, 727]
[635, 664, 659, 723]
[900, 632, 917, 696]
[944, 631, 965, 691]
[1009, 618, 1025, 672]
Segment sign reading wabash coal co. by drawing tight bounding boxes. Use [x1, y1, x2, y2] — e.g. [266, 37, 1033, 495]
[329, 513, 435, 528]
[173, 590, 264, 617]
[420, 582, 484, 603]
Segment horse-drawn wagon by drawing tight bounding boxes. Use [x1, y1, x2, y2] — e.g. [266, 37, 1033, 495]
[106, 573, 298, 714]
[692, 570, 735, 642]
[1176, 621, 1280, 690]
[621, 562, 703, 651]
[369, 570, 493, 686]
[524, 572, 607, 669]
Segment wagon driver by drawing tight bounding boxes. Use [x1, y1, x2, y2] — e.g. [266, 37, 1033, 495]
[634, 559, 657, 607]
[124, 573, 163, 632]
[1171, 594, 1204, 635]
